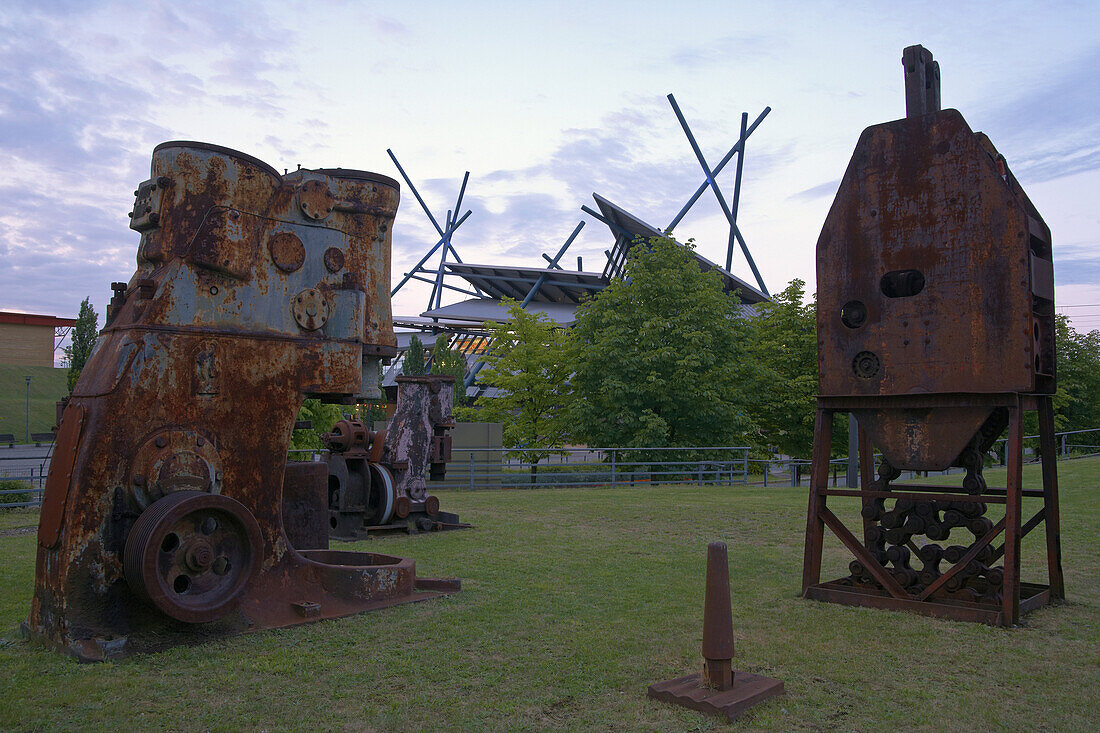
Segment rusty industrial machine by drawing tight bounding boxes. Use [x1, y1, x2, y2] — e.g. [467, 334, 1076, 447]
[801, 46, 1064, 626]
[314, 373, 466, 540]
[24, 142, 459, 661]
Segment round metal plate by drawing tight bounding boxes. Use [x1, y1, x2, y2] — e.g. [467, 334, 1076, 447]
[123, 491, 262, 623]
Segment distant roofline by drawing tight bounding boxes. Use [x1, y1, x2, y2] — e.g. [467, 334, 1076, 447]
[0, 311, 78, 327]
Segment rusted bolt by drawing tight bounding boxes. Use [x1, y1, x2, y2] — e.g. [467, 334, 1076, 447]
[185, 540, 215, 572]
[196, 437, 205, 447]
[154, 436, 167, 449]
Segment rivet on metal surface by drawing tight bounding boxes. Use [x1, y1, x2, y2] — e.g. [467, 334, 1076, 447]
[323, 247, 345, 273]
[269, 232, 306, 273]
[291, 288, 330, 331]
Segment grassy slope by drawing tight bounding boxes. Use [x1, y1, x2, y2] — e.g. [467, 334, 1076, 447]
[0, 364, 68, 440]
[0, 458, 1096, 731]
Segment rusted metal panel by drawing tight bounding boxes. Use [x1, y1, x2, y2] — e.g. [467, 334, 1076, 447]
[25, 141, 457, 661]
[817, 109, 1052, 401]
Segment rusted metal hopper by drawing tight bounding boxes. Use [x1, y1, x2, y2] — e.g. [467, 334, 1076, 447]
[802, 46, 1064, 626]
[24, 142, 458, 661]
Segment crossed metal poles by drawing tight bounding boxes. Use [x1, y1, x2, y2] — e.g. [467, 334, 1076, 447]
[387, 150, 482, 311]
[462, 220, 587, 390]
[582, 96, 771, 296]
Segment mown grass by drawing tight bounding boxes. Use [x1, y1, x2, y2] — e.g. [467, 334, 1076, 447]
[0, 364, 68, 441]
[0, 458, 1097, 731]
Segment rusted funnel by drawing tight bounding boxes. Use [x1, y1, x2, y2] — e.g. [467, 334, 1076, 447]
[702, 541, 735, 689]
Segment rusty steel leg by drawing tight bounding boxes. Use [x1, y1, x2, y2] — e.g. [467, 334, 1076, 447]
[801, 408, 833, 595]
[1002, 400, 1023, 626]
[1037, 396, 1065, 600]
[858, 421, 875, 537]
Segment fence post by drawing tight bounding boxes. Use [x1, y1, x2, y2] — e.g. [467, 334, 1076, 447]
[1061, 434, 1066, 456]
[790, 462, 798, 488]
[764, 461, 768, 487]
[469, 454, 474, 491]
[611, 450, 616, 489]
[697, 462, 703, 485]
[742, 451, 748, 485]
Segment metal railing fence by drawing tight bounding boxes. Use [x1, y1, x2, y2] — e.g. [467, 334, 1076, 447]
[4, 427, 1099, 508]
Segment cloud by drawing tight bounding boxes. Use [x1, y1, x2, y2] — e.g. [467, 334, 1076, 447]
[1053, 241, 1100, 287]
[0, 1, 307, 318]
[981, 46, 1100, 183]
[789, 178, 840, 201]
[668, 35, 778, 70]
[373, 16, 410, 36]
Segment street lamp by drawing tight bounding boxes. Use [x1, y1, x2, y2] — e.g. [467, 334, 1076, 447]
[24, 376, 31, 443]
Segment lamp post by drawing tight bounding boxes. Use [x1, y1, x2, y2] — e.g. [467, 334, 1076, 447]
[24, 376, 31, 443]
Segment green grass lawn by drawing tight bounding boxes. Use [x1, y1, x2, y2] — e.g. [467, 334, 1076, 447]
[0, 364, 68, 441]
[1, 457, 1097, 731]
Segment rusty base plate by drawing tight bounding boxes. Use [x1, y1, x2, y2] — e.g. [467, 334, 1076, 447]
[334, 510, 473, 540]
[22, 580, 459, 663]
[648, 671, 784, 722]
[805, 580, 1051, 626]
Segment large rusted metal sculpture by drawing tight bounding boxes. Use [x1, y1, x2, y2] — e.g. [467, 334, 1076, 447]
[25, 142, 458, 661]
[802, 46, 1064, 626]
[316, 373, 465, 540]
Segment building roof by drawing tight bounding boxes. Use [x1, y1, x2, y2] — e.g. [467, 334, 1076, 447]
[445, 262, 606, 305]
[0, 311, 77, 327]
[419, 298, 579, 326]
[591, 193, 769, 304]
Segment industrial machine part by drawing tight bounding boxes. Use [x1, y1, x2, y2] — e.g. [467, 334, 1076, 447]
[648, 541, 784, 721]
[313, 374, 466, 541]
[24, 142, 459, 661]
[801, 46, 1064, 626]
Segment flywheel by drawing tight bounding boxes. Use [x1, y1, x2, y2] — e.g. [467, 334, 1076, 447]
[124, 490, 262, 623]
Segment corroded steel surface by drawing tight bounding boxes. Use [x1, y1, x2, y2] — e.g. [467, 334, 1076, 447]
[25, 141, 458, 661]
[817, 61, 1054, 472]
[817, 110, 1054, 402]
[802, 46, 1063, 627]
[316, 374, 463, 540]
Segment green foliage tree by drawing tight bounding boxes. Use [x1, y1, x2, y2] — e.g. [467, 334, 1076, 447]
[66, 297, 98, 392]
[403, 334, 427, 376]
[289, 399, 346, 451]
[431, 334, 468, 407]
[569, 236, 754, 458]
[740, 279, 821, 458]
[472, 300, 573, 480]
[1053, 316, 1100, 435]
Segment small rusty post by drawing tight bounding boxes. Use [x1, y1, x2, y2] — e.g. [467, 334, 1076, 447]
[701, 541, 735, 689]
[648, 542, 783, 722]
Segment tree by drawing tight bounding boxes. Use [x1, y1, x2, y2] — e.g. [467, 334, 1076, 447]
[569, 236, 754, 457]
[471, 300, 573, 480]
[66, 297, 98, 392]
[1053, 316, 1100, 434]
[430, 334, 468, 407]
[402, 334, 426, 376]
[740, 279, 821, 458]
[289, 399, 345, 451]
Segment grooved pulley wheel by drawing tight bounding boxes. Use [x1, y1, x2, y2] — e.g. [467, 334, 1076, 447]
[124, 490, 262, 623]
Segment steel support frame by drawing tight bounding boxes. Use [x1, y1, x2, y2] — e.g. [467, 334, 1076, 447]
[800, 394, 1064, 626]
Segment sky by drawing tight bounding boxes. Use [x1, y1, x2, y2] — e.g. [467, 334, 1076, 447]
[2, 0, 1098, 344]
